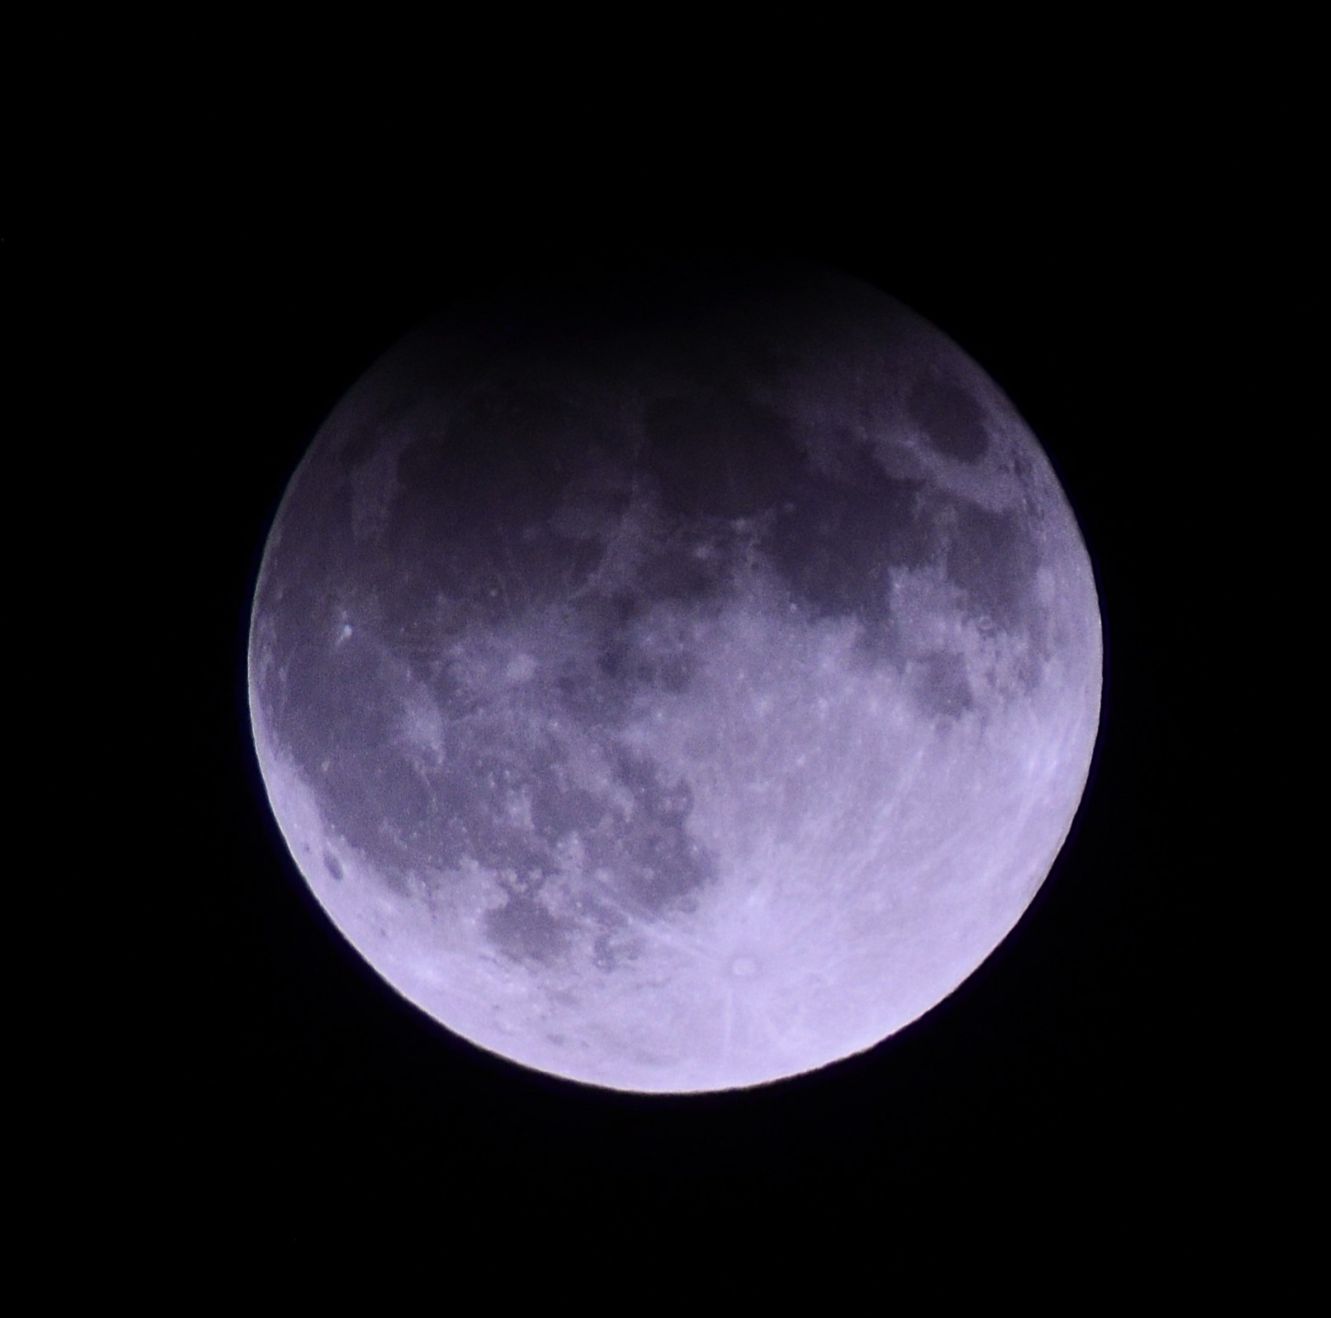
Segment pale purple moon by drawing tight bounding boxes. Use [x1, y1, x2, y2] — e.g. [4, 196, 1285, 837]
[248, 265, 1101, 1092]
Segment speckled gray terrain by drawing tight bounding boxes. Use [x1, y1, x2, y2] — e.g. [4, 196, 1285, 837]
[249, 265, 1101, 1092]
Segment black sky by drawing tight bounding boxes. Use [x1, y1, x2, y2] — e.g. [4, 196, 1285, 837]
[90, 85, 1234, 1270]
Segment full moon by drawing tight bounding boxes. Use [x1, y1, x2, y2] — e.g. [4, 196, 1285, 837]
[248, 264, 1101, 1093]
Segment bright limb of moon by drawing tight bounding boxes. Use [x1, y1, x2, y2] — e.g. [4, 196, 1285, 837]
[248, 264, 1101, 1093]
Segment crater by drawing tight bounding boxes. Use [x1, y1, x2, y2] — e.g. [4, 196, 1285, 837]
[909, 650, 974, 720]
[483, 890, 569, 964]
[908, 375, 990, 463]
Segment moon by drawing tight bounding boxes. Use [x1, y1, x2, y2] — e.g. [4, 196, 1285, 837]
[248, 263, 1101, 1093]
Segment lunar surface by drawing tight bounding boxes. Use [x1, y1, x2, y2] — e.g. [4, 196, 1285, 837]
[248, 264, 1101, 1092]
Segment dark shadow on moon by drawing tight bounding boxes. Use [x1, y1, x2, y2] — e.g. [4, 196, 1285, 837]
[642, 391, 806, 518]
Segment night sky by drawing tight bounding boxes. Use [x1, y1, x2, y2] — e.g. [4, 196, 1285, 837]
[89, 87, 1231, 1269]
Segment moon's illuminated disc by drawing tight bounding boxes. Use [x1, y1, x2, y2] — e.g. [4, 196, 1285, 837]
[248, 265, 1101, 1093]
